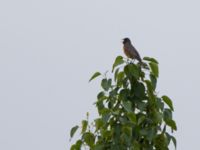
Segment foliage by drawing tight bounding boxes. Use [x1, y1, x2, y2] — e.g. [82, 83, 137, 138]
[70, 56, 177, 150]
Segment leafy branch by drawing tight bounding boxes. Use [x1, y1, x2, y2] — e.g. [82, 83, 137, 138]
[70, 56, 177, 150]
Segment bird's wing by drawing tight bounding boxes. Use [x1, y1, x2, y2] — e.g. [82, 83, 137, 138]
[134, 48, 142, 62]
[130, 45, 142, 62]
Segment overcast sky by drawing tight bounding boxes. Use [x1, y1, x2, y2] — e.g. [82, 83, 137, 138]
[0, 0, 200, 150]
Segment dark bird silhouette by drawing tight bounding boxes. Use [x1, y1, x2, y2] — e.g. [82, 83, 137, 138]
[122, 38, 142, 62]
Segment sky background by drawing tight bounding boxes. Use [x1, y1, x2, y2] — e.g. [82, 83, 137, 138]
[0, 0, 200, 149]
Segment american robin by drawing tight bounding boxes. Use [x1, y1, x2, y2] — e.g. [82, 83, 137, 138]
[122, 38, 142, 63]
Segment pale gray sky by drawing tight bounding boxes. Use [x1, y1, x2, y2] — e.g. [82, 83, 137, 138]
[0, 0, 200, 149]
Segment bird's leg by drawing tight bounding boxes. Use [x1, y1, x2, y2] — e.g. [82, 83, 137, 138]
[125, 58, 130, 64]
[129, 59, 135, 64]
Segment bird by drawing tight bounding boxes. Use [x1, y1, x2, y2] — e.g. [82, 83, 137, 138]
[122, 38, 142, 63]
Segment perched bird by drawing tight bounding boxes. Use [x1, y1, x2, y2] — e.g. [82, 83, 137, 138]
[122, 38, 142, 63]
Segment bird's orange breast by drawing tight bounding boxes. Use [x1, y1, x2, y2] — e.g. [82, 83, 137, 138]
[123, 47, 133, 59]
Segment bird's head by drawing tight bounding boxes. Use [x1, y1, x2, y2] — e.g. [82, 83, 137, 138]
[122, 38, 131, 44]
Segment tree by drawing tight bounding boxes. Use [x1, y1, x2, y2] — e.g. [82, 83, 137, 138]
[70, 56, 177, 150]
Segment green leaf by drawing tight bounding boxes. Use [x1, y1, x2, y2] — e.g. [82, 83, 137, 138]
[76, 140, 82, 148]
[94, 144, 105, 150]
[109, 87, 118, 98]
[143, 57, 159, 64]
[120, 133, 131, 145]
[94, 118, 104, 130]
[150, 74, 157, 90]
[114, 68, 119, 82]
[113, 125, 121, 139]
[96, 100, 105, 114]
[81, 120, 88, 133]
[101, 78, 111, 91]
[100, 108, 111, 122]
[82, 132, 95, 147]
[89, 72, 101, 82]
[137, 102, 147, 111]
[153, 111, 162, 124]
[146, 128, 156, 141]
[127, 112, 136, 123]
[132, 141, 140, 150]
[70, 145, 76, 150]
[145, 80, 155, 101]
[71, 140, 82, 150]
[137, 115, 146, 125]
[101, 130, 112, 139]
[111, 145, 121, 150]
[124, 64, 140, 79]
[154, 134, 168, 149]
[149, 62, 159, 77]
[122, 126, 132, 136]
[163, 108, 172, 121]
[119, 116, 129, 124]
[145, 80, 153, 93]
[108, 79, 112, 87]
[116, 72, 125, 86]
[171, 135, 177, 149]
[97, 91, 107, 101]
[117, 72, 124, 81]
[70, 125, 79, 138]
[139, 128, 148, 136]
[162, 95, 174, 111]
[112, 110, 120, 115]
[134, 82, 145, 98]
[119, 89, 129, 101]
[156, 98, 164, 111]
[166, 119, 177, 131]
[122, 101, 132, 112]
[140, 128, 156, 142]
[112, 56, 124, 72]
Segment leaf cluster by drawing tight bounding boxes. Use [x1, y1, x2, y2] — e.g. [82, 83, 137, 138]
[70, 56, 177, 150]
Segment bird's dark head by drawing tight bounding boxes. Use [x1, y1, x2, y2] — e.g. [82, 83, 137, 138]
[122, 38, 131, 44]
